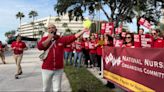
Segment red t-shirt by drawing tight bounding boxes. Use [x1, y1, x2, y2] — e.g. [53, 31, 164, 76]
[153, 38, 164, 48]
[74, 41, 83, 52]
[96, 46, 102, 56]
[37, 35, 76, 70]
[89, 41, 97, 54]
[11, 41, 26, 54]
[64, 44, 73, 52]
[84, 41, 89, 49]
[96, 40, 104, 56]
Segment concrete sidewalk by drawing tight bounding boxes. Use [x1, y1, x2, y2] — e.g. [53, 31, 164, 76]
[0, 48, 71, 91]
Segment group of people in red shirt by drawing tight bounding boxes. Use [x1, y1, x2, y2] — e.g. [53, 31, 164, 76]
[64, 28, 164, 74]
[64, 33, 102, 69]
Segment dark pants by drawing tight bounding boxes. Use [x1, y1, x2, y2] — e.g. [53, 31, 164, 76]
[89, 53, 97, 67]
[82, 49, 90, 66]
[97, 55, 101, 71]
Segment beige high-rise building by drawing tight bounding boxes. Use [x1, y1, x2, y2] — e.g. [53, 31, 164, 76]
[18, 14, 83, 39]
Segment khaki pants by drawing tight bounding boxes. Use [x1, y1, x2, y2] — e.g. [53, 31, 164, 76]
[14, 54, 23, 74]
[42, 69, 63, 92]
[0, 52, 5, 63]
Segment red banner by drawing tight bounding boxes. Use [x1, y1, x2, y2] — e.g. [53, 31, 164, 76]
[103, 47, 164, 92]
[134, 34, 141, 47]
[138, 18, 152, 29]
[134, 34, 153, 48]
[115, 24, 123, 34]
[101, 22, 114, 35]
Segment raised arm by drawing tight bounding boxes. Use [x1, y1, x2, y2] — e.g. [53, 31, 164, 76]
[75, 28, 87, 38]
[60, 28, 89, 45]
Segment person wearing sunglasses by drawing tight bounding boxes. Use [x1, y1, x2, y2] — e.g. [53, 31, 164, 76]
[122, 33, 134, 48]
[151, 29, 164, 48]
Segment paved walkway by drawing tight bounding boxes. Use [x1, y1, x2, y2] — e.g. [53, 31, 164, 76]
[0, 48, 71, 91]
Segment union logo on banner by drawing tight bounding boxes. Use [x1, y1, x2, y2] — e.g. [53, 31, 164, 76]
[105, 53, 122, 66]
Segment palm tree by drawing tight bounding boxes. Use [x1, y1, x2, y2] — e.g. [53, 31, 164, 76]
[4, 30, 16, 38]
[29, 10, 38, 22]
[29, 10, 38, 38]
[16, 12, 25, 31]
[5, 32, 11, 38]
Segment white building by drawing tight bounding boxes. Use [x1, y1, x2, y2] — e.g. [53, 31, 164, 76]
[18, 14, 83, 39]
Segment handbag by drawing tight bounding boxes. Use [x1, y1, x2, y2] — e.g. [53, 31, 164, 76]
[39, 41, 56, 61]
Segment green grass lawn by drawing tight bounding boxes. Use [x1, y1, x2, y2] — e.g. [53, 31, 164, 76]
[64, 66, 112, 92]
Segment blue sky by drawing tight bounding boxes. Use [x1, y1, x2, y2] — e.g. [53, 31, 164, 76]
[0, 0, 57, 43]
[0, 0, 139, 43]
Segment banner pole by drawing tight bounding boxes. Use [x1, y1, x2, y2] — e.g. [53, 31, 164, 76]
[101, 56, 103, 78]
